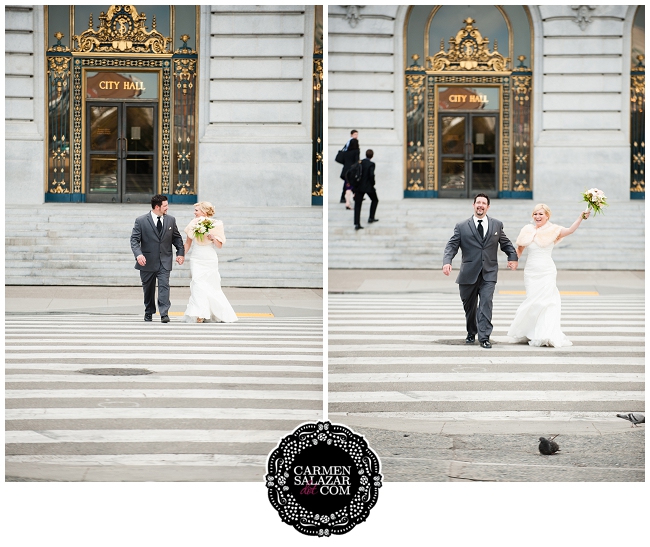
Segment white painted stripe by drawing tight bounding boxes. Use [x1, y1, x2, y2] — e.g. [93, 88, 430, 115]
[5, 429, 289, 444]
[5, 389, 322, 400]
[6, 338, 323, 346]
[328, 334, 645, 343]
[329, 326, 645, 333]
[328, 320, 643, 326]
[328, 411, 632, 422]
[328, 372, 643, 383]
[6, 374, 322, 385]
[5, 408, 323, 421]
[5, 363, 322, 372]
[330, 357, 643, 366]
[328, 345, 642, 354]
[5, 353, 322, 362]
[5, 454, 268, 467]
[7, 345, 322, 353]
[329, 391, 645, 403]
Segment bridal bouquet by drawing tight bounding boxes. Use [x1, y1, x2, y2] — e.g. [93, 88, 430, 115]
[582, 188, 608, 218]
[193, 218, 215, 241]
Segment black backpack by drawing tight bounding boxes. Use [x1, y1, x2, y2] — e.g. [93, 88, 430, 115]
[345, 161, 363, 185]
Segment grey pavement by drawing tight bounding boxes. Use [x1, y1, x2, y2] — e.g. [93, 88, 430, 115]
[5, 286, 323, 318]
[329, 269, 644, 295]
[328, 275, 645, 481]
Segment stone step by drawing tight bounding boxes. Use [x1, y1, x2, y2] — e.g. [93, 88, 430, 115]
[328, 199, 644, 270]
[6, 204, 323, 288]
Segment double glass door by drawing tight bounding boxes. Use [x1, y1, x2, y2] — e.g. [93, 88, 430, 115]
[87, 102, 157, 203]
[439, 113, 498, 199]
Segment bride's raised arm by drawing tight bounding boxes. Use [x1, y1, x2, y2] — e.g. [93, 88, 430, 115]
[558, 209, 590, 240]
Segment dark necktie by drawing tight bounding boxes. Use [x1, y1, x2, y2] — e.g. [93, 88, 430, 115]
[477, 219, 484, 238]
[157, 216, 163, 234]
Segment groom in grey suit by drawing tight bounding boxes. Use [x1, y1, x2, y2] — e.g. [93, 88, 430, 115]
[443, 193, 518, 348]
[130, 194, 185, 323]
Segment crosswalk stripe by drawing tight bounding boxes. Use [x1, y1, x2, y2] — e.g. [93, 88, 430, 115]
[5, 408, 322, 420]
[6, 430, 289, 444]
[328, 293, 644, 421]
[329, 372, 643, 383]
[329, 391, 644, 403]
[6, 389, 322, 400]
[5, 454, 268, 467]
[5, 314, 323, 480]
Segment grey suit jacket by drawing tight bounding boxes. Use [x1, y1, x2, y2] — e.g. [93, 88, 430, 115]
[443, 216, 517, 285]
[130, 212, 184, 272]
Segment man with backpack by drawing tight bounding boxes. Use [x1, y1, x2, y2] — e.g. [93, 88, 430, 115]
[336, 129, 359, 203]
[353, 149, 379, 231]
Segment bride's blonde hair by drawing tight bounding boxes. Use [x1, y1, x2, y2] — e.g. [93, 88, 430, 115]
[531, 203, 551, 219]
[196, 201, 215, 217]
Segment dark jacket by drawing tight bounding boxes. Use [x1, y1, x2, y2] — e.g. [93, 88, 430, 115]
[130, 213, 184, 272]
[339, 148, 360, 180]
[357, 158, 375, 191]
[442, 216, 518, 285]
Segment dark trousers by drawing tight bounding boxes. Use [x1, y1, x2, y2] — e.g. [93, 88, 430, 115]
[340, 179, 347, 202]
[140, 263, 171, 316]
[458, 273, 496, 341]
[354, 187, 379, 226]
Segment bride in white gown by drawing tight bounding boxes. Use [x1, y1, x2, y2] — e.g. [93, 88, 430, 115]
[507, 204, 589, 347]
[182, 201, 238, 323]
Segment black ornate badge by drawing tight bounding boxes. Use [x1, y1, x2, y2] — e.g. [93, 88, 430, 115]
[265, 421, 382, 537]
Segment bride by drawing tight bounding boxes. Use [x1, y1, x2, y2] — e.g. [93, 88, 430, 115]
[507, 204, 589, 347]
[182, 201, 238, 323]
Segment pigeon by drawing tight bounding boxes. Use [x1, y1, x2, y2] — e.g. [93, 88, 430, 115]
[538, 434, 560, 455]
[616, 413, 645, 427]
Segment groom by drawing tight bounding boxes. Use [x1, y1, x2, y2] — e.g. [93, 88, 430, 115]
[130, 194, 185, 323]
[442, 193, 518, 348]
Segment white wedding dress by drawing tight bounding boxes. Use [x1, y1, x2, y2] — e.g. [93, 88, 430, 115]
[183, 219, 238, 323]
[507, 238, 572, 348]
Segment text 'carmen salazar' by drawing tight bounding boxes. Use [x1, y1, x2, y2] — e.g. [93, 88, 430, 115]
[294, 466, 352, 495]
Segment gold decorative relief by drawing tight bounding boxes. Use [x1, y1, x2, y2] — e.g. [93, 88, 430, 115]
[428, 18, 509, 72]
[72, 5, 172, 54]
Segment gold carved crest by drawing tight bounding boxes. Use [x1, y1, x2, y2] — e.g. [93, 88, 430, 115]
[427, 18, 509, 72]
[72, 5, 172, 54]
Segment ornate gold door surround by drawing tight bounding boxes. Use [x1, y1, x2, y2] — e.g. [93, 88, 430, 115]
[45, 5, 198, 203]
[405, 16, 532, 199]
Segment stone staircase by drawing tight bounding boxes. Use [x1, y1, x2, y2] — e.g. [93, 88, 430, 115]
[329, 199, 644, 270]
[6, 204, 323, 287]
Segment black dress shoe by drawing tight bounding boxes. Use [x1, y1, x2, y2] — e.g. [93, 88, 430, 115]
[355, 225, 364, 230]
[368, 218, 379, 223]
[465, 334, 475, 344]
[480, 340, 492, 349]
[144, 313, 152, 322]
[161, 315, 170, 323]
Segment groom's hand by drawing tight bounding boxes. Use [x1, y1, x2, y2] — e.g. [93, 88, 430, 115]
[442, 264, 452, 276]
[507, 261, 518, 270]
[176, 256, 185, 265]
[136, 255, 146, 266]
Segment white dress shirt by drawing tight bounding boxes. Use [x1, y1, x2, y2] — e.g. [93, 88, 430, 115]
[151, 211, 164, 229]
[473, 215, 487, 238]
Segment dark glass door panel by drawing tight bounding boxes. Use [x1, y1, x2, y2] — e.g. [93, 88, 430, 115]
[88, 157, 118, 194]
[471, 159, 497, 192]
[86, 102, 157, 203]
[125, 158, 155, 194]
[440, 159, 465, 191]
[126, 106, 155, 152]
[89, 106, 118, 151]
[472, 116, 496, 155]
[439, 112, 498, 198]
[441, 116, 465, 155]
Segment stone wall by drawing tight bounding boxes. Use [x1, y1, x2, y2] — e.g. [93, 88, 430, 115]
[5, 5, 45, 204]
[328, 5, 405, 201]
[532, 5, 635, 202]
[198, 5, 316, 207]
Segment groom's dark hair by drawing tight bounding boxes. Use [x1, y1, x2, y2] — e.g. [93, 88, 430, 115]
[473, 193, 490, 205]
[151, 194, 168, 209]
